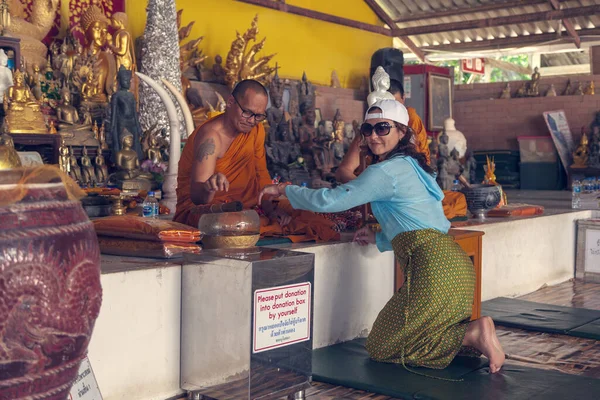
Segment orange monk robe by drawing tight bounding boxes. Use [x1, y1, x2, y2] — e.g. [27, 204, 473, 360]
[174, 121, 339, 242]
[407, 106, 430, 165]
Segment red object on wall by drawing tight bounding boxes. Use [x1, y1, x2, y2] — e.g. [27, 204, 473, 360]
[461, 58, 485, 75]
[0, 169, 102, 399]
[403, 64, 454, 133]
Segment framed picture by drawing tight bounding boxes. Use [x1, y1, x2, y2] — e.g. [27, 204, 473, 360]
[428, 75, 452, 131]
[543, 110, 575, 171]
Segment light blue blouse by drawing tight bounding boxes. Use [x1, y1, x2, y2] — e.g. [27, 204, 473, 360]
[285, 156, 451, 252]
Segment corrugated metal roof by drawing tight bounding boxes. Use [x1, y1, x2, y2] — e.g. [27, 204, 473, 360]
[377, 0, 600, 54]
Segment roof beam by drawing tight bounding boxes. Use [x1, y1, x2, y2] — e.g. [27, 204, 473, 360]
[547, 0, 581, 49]
[391, 4, 600, 36]
[235, 0, 392, 37]
[421, 28, 600, 53]
[393, 0, 548, 24]
[363, 0, 427, 63]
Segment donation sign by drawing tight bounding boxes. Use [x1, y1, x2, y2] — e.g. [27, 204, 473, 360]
[585, 229, 600, 274]
[253, 283, 311, 353]
[68, 357, 103, 400]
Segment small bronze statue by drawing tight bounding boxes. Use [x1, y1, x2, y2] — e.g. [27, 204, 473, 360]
[95, 152, 108, 184]
[585, 81, 595, 95]
[68, 146, 82, 183]
[572, 132, 589, 168]
[500, 84, 511, 99]
[109, 131, 153, 190]
[526, 67, 540, 97]
[80, 146, 96, 186]
[546, 84, 557, 97]
[109, 65, 143, 162]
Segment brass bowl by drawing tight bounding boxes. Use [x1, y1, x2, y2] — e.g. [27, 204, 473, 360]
[202, 234, 260, 249]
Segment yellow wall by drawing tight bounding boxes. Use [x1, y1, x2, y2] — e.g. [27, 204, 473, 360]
[125, 0, 391, 88]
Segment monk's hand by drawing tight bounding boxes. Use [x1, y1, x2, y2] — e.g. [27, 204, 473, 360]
[268, 208, 292, 227]
[258, 183, 286, 204]
[205, 172, 229, 192]
[353, 226, 375, 246]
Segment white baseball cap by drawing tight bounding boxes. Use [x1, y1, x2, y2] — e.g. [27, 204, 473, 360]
[364, 99, 409, 126]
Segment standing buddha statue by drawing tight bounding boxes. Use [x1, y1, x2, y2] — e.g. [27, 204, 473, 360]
[109, 13, 135, 72]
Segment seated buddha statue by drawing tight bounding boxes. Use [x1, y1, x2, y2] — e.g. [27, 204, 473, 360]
[57, 90, 91, 132]
[146, 135, 163, 165]
[572, 132, 589, 168]
[109, 132, 153, 190]
[4, 70, 48, 134]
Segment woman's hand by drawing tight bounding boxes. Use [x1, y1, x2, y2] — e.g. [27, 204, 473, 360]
[258, 183, 287, 204]
[353, 226, 376, 246]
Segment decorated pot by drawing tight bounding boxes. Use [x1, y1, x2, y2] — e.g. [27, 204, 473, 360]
[0, 168, 102, 399]
[461, 184, 502, 218]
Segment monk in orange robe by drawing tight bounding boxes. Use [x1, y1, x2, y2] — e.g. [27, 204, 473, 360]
[174, 79, 339, 242]
[336, 79, 466, 219]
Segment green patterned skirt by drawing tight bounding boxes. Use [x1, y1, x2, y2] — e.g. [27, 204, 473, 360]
[365, 228, 475, 369]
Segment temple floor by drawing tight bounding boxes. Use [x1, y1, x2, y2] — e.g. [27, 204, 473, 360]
[299, 279, 600, 400]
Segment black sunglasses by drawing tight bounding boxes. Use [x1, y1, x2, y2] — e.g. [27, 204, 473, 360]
[233, 96, 267, 122]
[361, 122, 394, 137]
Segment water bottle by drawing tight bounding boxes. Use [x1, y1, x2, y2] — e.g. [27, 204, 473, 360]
[572, 180, 581, 209]
[142, 191, 159, 218]
[451, 179, 461, 192]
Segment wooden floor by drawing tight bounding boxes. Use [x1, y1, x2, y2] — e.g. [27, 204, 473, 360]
[298, 279, 600, 400]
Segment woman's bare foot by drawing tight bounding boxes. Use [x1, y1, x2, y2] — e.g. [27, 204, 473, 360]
[462, 316, 506, 373]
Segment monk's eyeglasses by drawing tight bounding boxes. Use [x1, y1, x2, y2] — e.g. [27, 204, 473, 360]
[233, 96, 267, 122]
[360, 122, 394, 137]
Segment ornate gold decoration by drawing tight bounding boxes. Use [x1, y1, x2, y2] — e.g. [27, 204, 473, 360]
[177, 9, 207, 78]
[224, 15, 276, 89]
[6, 0, 60, 71]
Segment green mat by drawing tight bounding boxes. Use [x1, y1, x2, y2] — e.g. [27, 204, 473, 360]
[313, 338, 600, 400]
[481, 297, 600, 340]
[256, 237, 293, 246]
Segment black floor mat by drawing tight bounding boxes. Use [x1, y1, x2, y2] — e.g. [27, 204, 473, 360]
[312, 339, 600, 400]
[481, 297, 600, 339]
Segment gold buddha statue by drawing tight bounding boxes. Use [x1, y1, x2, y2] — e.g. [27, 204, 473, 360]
[146, 135, 163, 164]
[572, 133, 589, 168]
[4, 70, 48, 134]
[58, 139, 70, 174]
[109, 12, 135, 72]
[99, 122, 108, 150]
[109, 132, 153, 191]
[80, 4, 116, 103]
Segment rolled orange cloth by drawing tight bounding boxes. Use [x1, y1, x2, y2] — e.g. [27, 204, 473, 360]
[442, 190, 468, 220]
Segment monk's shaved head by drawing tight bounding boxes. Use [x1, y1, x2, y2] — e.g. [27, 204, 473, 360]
[232, 79, 268, 99]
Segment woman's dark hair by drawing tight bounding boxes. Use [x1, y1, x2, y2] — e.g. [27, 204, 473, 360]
[363, 121, 434, 175]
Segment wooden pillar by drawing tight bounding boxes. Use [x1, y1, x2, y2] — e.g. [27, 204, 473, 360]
[590, 46, 600, 75]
